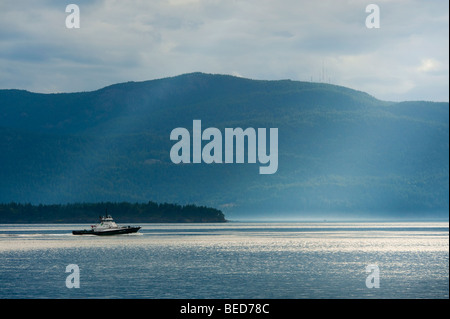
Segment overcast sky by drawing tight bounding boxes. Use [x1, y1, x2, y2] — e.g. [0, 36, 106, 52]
[0, 0, 448, 101]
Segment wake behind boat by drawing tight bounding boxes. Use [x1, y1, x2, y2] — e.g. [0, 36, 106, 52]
[72, 214, 141, 236]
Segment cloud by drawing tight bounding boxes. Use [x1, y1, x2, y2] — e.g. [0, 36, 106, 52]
[418, 58, 444, 73]
[0, 0, 448, 101]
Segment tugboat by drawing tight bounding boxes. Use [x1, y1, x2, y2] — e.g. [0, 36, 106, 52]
[72, 213, 141, 236]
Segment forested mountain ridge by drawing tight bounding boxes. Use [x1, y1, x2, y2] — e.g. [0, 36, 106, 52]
[0, 73, 448, 219]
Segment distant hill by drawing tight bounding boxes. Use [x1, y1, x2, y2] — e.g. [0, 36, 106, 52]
[0, 73, 448, 219]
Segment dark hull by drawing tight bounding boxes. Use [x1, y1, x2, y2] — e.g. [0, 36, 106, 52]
[72, 226, 141, 236]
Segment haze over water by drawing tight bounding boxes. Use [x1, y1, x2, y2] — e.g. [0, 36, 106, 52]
[0, 221, 448, 299]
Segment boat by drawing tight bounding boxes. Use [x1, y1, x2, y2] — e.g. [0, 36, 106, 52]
[72, 214, 141, 236]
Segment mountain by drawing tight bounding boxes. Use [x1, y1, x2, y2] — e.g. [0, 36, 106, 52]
[0, 73, 448, 219]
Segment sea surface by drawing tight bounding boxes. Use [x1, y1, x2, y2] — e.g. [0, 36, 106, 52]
[0, 222, 448, 299]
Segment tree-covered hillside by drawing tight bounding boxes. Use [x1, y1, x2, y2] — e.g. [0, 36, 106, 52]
[0, 73, 448, 219]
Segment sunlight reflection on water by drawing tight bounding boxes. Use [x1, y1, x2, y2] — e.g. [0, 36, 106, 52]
[0, 222, 448, 298]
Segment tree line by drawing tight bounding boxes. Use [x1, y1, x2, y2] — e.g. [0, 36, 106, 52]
[0, 201, 226, 223]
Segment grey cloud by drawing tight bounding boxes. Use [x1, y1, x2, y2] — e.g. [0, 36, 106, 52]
[0, 0, 448, 101]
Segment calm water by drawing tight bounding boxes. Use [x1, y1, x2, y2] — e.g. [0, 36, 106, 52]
[0, 222, 448, 299]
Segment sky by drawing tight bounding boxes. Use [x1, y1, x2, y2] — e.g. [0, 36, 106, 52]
[0, 0, 448, 102]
